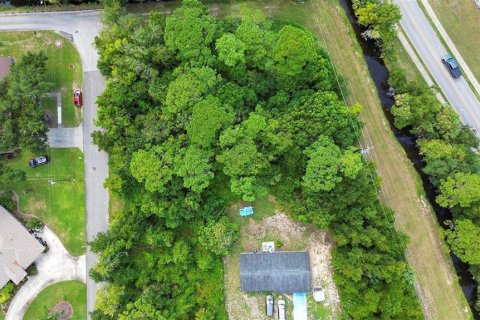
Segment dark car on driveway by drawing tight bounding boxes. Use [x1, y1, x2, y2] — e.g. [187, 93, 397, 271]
[265, 295, 274, 317]
[441, 55, 462, 79]
[29, 155, 49, 168]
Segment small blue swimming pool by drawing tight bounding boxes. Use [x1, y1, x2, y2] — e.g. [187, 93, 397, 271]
[293, 292, 307, 320]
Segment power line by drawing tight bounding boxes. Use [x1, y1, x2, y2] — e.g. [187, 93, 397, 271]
[311, 0, 409, 260]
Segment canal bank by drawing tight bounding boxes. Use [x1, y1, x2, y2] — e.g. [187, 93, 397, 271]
[337, 0, 478, 317]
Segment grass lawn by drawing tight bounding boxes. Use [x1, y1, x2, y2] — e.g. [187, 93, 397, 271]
[3, 148, 85, 256]
[0, 31, 83, 127]
[23, 281, 86, 320]
[0, 310, 4, 320]
[427, 0, 480, 83]
[198, 0, 471, 319]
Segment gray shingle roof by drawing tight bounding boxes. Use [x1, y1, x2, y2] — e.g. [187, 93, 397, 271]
[0, 206, 44, 288]
[240, 251, 311, 293]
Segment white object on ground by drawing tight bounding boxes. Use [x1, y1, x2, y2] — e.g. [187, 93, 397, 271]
[313, 288, 326, 302]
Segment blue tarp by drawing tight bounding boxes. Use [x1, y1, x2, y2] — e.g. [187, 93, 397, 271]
[239, 206, 254, 216]
[293, 292, 307, 320]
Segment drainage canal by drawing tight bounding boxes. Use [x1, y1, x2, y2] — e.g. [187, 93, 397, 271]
[337, 0, 478, 317]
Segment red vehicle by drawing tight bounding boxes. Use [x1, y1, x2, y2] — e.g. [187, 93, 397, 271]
[73, 89, 82, 108]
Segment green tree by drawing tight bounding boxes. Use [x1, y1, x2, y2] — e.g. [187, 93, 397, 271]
[187, 95, 234, 148]
[164, 0, 217, 65]
[273, 25, 316, 77]
[165, 67, 219, 118]
[444, 219, 480, 265]
[130, 143, 178, 193]
[177, 147, 215, 193]
[0, 51, 51, 151]
[197, 217, 239, 255]
[303, 136, 363, 193]
[216, 34, 246, 67]
[437, 172, 480, 208]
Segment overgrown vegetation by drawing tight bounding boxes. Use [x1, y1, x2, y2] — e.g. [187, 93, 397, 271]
[90, 1, 422, 319]
[353, 0, 480, 314]
[0, 51, 50, 152]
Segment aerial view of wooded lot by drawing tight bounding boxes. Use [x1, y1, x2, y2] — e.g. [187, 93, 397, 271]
[2, 0, 480, 319]
[89, 0, 422, 318]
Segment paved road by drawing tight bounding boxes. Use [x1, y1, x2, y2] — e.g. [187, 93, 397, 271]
[0, 11, 107, 317]
[5, 227, 86, 320]
[418, 0, 480, 98]
[393, 0, 480, 136]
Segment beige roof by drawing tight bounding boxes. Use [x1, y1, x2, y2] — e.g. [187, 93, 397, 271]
[0, 206, 44, 288]
[0, 56, 12, 81]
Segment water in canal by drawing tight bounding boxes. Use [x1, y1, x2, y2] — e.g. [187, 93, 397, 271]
[337, 0, 479, 317]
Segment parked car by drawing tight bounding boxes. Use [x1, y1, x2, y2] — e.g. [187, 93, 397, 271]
[28, 155, 49, 168]
[441, 55, 462, 79]
[265, 295, 274, 317]
[73, 88, 83, 107]
[278, 299, 286, 320]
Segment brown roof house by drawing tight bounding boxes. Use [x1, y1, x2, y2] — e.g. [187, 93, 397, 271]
[0, 56, 13, 81]
[0, 205, 44, 289]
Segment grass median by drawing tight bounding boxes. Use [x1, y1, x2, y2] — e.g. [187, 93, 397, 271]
[4, 148, 85, 256]
[23, 281, 86, 320]
[0, 31, 82, 127]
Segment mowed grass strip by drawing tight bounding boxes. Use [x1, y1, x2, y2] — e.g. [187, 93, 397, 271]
[23, 281, 86, 320]
[5, 148, 85, 256]
[427, 0, 480, 83]
[0, 31, 82, 127]
[209, 0, 471, 319]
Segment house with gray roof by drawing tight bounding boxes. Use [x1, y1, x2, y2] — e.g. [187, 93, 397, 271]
[240, 251, 311, 293]
[0, 205, 44, 289]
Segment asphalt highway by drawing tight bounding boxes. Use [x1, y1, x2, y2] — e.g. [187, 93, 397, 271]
[0, 11, 107, 318]
[394, 0, 480, 136]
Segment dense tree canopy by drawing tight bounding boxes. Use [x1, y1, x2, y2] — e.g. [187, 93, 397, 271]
[0, 52, 50, 152]
[91, 1, 421, 319]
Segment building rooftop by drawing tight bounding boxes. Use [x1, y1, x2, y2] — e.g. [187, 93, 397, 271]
[0, 205, 44, 288]
[0, 56, 13, 81]
[240, 251, 311, 293]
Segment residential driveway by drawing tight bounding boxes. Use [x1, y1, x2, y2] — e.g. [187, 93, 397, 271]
[0, 11, 108, 317]
[48, 126, 83, 150]
[393, 0, 480, 136]
[5, 227, 86, 320]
